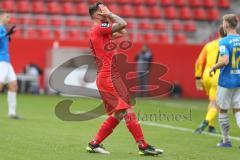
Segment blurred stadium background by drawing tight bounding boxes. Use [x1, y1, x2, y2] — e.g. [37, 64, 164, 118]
[1, 1, 240, 160]
[2, 0, 239, 98]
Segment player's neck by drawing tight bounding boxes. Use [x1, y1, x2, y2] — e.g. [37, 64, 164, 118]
[227, 29, 237, 35]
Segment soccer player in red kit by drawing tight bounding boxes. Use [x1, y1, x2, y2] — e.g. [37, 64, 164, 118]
[86, 2, 163, 156]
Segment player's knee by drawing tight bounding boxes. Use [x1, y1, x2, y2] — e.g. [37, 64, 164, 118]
[8, 81, 18, 92]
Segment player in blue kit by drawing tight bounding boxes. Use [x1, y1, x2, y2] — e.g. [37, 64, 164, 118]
[210, 14, 240, 148]
[0, 10, 20, 119]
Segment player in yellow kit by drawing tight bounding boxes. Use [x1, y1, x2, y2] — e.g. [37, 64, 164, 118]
[194, 26, 227, 134]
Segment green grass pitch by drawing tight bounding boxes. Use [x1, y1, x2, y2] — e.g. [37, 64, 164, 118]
[0, 94, 239, 160]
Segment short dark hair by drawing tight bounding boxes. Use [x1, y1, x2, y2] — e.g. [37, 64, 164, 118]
[219, 25, 227, 38]
[89, 2, 103, 18]
[223, 14, 238, 29]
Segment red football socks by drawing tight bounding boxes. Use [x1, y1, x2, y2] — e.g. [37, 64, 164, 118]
[124, 112, 148, 148]
[90, 116, 119, 145]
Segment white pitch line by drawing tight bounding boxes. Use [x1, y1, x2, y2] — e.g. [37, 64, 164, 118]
[76, 111, 240, 141]
[140, 121, 240, 141]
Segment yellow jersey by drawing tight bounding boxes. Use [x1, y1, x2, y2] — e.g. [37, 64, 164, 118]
[195, 39, 220, 100]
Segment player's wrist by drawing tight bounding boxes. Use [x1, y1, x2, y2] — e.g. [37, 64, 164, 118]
[108, 12, 114, 17]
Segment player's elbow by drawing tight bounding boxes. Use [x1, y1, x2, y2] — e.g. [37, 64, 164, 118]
[121, 21, 127, 28]
[222, 59, 229, 65]
[222, 56, 229, 65]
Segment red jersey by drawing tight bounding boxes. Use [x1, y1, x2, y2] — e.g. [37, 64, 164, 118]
[89, 22, 130, 114]
[89, 22, 117, 77]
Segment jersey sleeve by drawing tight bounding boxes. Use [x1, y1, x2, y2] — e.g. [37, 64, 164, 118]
[96, 23, 112, 35]
[219, 39, 230, 57]
[195, 44, 207, 78]
[0, 26, 6, 39]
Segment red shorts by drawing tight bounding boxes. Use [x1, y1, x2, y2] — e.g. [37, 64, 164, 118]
[97, 73, 131, 115]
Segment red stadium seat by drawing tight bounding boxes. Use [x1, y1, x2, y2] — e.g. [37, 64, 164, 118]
[9, 17, 19, 25]
[118, 0, 129, 4]
[193, 8, 206, 20]
[144, 0, 158, 6]
[173, 33, 187, 43]
[138, 21, 152, 30]
[108, 4, 121, 15]
[203, 0, 215, 8]
[174, 0, 186, 6]
[50, 17, 62, 26]
[81, 31, 90, 40]
[188, 0, 202, 7]
[164, 7, 177, 19]
[53, 30, 62, 39]
[160, 0, 172, 6]
[178, 7, 192, 20]
[132, 0, 143, 5]
[32, 1, 45, 14]
[65, 18, 79, 27]
[76, 3, 89, 16]
[47, 1, 61, 14]
[207, 9, 220, 21]
[16, 0, 30, 13]
[18, 17, 34, 25]
[12, 28, 23, 38]
[63, 2, 75, 15]
[66, 30, 81, 40]
[1, 0, 14, 12]
[38, 29, 52, 39]
[149, 6, 162, 19]
[88, 0, 101, 4]
[127, 32, 134, 41]
[26, 28, 39, 39]
[134, 33, 144, 42]
[154, 20, 167, 31]
[79, 20, 92, 27]
[183, 21, 196, 32]
[126, 20, 134, 29]
[158, 34, 169, 43]
[143, 33, 158, 42]
[35, 17, 49, 26]
[171, 21, 182, 32]
[135, 6, 149, 18]
[103, 0, 113, 4]
[121, 5, 135, 17]
[218, 0, 230, 9]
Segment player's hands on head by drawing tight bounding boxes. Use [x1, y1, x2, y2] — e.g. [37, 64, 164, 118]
[195, 79, 204, 91]
[99, 5, 111, 14]
[97, 5, 111, 17]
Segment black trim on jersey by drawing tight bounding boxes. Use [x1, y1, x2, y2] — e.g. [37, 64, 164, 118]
[215, 50, 220, 64]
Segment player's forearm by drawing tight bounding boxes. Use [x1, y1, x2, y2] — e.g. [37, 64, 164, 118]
[108, 13, 127, 32]
[108, 12, 126, 25]
[212, 55, 229, 70]
[212, 62, 227, 70]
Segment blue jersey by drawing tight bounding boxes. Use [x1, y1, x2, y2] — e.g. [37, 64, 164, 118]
[218, 34, 240, 88]
[0, 25, 10, 62]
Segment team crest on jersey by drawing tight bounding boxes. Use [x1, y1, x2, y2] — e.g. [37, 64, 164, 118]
[101, 23, 110, 28]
